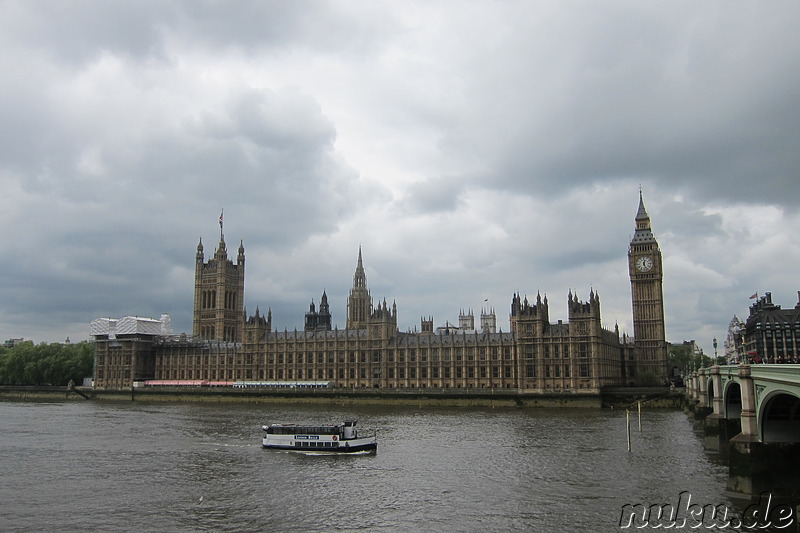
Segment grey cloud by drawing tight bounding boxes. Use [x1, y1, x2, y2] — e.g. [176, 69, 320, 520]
[0, 0, 392, 66]
[436, 2, 800, 207]
[399, 175, 468, 214]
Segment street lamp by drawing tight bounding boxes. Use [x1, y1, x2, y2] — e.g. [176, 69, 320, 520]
[713, 337, 718, 365]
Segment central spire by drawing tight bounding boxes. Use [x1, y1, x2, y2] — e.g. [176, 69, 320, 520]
[354, 245, 367, 288]
[347, 246, 372, 329]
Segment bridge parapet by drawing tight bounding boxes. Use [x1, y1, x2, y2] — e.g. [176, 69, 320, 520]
[691, 364, 800, 443]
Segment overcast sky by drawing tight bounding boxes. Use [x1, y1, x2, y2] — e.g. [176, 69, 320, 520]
[2, 1, 799, 354]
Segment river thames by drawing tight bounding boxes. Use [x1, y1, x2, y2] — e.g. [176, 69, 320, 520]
[0, 399, 769, 532]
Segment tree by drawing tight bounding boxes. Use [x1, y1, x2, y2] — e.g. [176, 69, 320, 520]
[668, 342, 713, 377]
[0, 341, 94, 386]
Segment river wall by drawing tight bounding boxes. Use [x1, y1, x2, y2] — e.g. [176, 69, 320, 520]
[0, 386, 684, 409]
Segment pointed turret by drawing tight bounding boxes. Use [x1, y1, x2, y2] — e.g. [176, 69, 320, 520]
[631, 189, 656, 245]
[353, 246, 367, 288]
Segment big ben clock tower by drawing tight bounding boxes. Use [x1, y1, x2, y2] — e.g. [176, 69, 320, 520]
[628, 190, 668, 382]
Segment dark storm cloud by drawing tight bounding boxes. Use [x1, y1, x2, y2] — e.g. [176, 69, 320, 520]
[1, 1, 798, 349]
[440, 2, 800, 207]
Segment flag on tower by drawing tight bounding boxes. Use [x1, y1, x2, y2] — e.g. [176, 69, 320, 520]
[219, 209, 223, 229]
[749, 293, 758, 299]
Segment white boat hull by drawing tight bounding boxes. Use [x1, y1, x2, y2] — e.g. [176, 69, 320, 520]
[262, 435, 377, 453]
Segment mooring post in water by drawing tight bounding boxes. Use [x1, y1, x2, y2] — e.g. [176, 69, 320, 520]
[638, 401, 642, 432]
[626, 409, 631, 452]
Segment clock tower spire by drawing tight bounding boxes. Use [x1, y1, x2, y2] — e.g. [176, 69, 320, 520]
[628, 190, 668, 383]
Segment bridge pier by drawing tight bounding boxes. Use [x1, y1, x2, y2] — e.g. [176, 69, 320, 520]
[731, 365, 758, 442]
[690, 368, 712, 422]
[703, 366, 730, 453]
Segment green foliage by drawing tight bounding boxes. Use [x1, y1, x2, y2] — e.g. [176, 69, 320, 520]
[0, 341, 94, 386]
[668, 342, 713, 375]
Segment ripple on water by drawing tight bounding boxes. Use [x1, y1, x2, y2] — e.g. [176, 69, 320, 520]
[0, 402, 735, 532]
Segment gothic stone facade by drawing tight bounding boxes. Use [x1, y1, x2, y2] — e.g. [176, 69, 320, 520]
[93, 195, 670, 391]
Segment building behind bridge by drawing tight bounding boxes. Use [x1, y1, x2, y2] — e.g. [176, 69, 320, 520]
[741, 292, 800, 364]
[92, 194, 669, 392]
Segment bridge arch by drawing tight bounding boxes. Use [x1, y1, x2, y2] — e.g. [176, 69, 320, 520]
[724, 381, 742, 420]
[759, 391, 800, 443]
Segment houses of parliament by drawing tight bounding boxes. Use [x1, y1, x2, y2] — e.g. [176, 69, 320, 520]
[91, 193, 668, 392]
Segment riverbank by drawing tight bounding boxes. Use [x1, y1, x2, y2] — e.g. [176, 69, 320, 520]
[0, 385, 684, 409]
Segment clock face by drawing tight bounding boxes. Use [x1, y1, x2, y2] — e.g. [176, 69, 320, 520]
[636, 256, 654, 272]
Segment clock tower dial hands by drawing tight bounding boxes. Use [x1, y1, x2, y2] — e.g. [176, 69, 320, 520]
[636, 256, 653, 272]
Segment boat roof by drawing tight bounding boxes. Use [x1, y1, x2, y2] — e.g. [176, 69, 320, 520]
[264, 420, 357, 427]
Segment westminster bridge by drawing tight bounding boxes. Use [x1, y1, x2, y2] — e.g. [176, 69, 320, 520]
[686, 364, 800, 503]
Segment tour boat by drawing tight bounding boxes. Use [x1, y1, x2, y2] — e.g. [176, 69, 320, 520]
[261, 419, 377, 453]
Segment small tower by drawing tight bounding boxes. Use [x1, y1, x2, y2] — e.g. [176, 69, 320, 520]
[317, 290, 332, 330]
[459, 309, 475, 330]
[510, 292, 549, 336]
[568, 289, 601, 337]
[304, 300, 318, 331]
[305, 291, 333, 332]
[480, 308, 496, 334]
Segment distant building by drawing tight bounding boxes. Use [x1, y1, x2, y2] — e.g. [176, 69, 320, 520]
[3, 338, 25, 349]
[724, 315, 745, 364]
[92, 194, 668, 391]
[742, 292, 800, 363]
